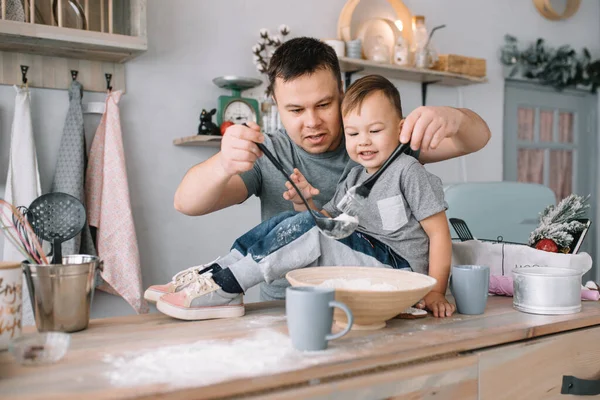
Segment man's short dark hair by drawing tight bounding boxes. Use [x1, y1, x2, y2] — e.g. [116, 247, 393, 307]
[267, 37, 342, 97]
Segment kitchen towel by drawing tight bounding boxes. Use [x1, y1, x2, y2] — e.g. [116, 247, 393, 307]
[2, 85, 42, 326]
[86, 90, 148, 313]
[452, 239, 592, 277]
[51, 80, 96, 257]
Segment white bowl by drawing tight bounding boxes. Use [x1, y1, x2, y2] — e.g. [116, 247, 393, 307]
[9, 332, 71, 366]
[286, 266, 436, 330]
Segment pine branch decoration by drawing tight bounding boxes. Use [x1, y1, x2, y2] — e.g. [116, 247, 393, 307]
[528, 194, 590, 248]
[500, 35, 597, 92]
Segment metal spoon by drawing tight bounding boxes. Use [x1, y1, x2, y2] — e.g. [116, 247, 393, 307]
[253, 140, 359, 239]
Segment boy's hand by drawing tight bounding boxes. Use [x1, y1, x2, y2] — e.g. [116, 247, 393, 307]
[416, 291, 456, 318]
[283, 168, 319, 211]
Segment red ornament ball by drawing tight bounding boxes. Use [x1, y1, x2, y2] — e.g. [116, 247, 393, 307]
[535, 238, 558, 253]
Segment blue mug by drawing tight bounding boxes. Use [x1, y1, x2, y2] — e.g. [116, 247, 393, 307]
[286, 286, 353, 351]
[450, 265, 490, 315]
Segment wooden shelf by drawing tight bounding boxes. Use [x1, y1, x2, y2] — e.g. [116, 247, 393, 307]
[339, 57, 487, 87]
[174, 59, 490, 148]
[0, 20, 147, 63]
[0, 50, 127, 92]
[173, 135, 222, 148]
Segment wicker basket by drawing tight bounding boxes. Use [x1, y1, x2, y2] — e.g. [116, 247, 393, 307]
[432, 54, 486, 78]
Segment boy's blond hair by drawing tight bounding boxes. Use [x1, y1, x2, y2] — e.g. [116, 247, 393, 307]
[342, 75, 403, 119]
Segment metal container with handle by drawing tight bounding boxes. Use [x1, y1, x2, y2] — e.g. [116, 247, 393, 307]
[22, 255, 102, 333]
[513, 266, 582, 315]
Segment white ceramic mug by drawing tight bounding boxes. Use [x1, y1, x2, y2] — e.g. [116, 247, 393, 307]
[0, 261, 23, 350]
[323, 39, 345, 58]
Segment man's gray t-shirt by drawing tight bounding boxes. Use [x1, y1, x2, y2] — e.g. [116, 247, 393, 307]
[241, 130, 352, 221]
[323, 154, 447, 275]
[240, 129, 418, 300]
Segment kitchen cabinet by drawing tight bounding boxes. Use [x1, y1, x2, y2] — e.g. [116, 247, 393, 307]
[0, 0, 147, 92]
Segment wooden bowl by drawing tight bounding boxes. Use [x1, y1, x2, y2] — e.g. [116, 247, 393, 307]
[286, 266, 436, 330]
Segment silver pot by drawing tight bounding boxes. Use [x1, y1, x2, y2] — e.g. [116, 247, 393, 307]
[22, 255, 102, 333]
[513, 266, 582, 315]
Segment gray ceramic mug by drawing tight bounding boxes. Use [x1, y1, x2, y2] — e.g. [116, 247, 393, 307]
[286, 286, 353, 351]
[450, 265, 490, 315]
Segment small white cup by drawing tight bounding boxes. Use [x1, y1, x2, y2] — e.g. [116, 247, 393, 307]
[0, 261, 23, 350]
[323, 39, 345, 58]
[345, 39, 362, 59]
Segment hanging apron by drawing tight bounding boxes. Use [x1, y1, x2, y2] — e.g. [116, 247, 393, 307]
[2, 86, 42, 326]
[50, 81, 96, 257]
[86, 90, 148, 314]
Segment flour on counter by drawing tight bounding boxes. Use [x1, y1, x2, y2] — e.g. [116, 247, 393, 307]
[102, 330, 338, 389]
[318, 278, 397, 291]
[401, 306, 427, 316]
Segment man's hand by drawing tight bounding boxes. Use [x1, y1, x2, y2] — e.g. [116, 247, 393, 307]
[415, 291, 456, 318]
[218, 121, 264, 177]
[400, 106, 464, 152]
[283, 168, 319, 212]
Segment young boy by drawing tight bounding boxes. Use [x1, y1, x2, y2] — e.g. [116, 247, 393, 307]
[285, 75, 454, 317]
[147, 75, 454, 320]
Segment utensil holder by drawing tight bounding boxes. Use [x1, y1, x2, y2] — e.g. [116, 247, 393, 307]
[22, 255, 102, 333]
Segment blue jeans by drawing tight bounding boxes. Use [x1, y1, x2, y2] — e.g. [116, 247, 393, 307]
[229, 211, 411, 270]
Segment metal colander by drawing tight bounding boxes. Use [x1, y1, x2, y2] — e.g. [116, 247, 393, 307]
[28, 192, 86, 264]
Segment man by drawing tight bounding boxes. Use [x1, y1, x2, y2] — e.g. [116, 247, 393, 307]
[173, 37, 491, 301]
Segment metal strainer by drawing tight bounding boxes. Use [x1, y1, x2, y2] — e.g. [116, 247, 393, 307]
[28, 192, 87, 264]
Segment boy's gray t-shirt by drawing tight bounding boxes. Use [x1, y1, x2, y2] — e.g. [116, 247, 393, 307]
[240, 129, 419, 300]
[323, 153, 447, 275]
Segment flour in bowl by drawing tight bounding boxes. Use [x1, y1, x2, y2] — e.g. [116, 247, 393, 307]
[318, 278, 397, 291]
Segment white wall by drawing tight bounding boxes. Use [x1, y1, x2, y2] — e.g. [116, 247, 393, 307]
[1, 0, 599, 317]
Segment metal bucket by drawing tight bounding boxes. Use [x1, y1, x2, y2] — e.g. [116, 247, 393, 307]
[22, 255, 103, 333]
[513, 266, 582, 315]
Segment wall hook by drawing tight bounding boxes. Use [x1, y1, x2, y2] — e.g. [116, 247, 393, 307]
[105, 73, 112, 91]
[20, 65, 29, 85]
[71, 70, 78, 81]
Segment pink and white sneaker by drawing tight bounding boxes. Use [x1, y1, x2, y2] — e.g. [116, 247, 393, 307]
[143, 261, 218, 303]
[156, 273, 244, 321]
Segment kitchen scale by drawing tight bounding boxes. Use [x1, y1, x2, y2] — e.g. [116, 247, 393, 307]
[213, 76, 262, 126]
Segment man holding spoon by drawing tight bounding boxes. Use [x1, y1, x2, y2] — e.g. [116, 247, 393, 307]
[169, 37, 490, 304]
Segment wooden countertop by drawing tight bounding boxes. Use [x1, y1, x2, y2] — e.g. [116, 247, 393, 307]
[2, 297, 600, 400]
